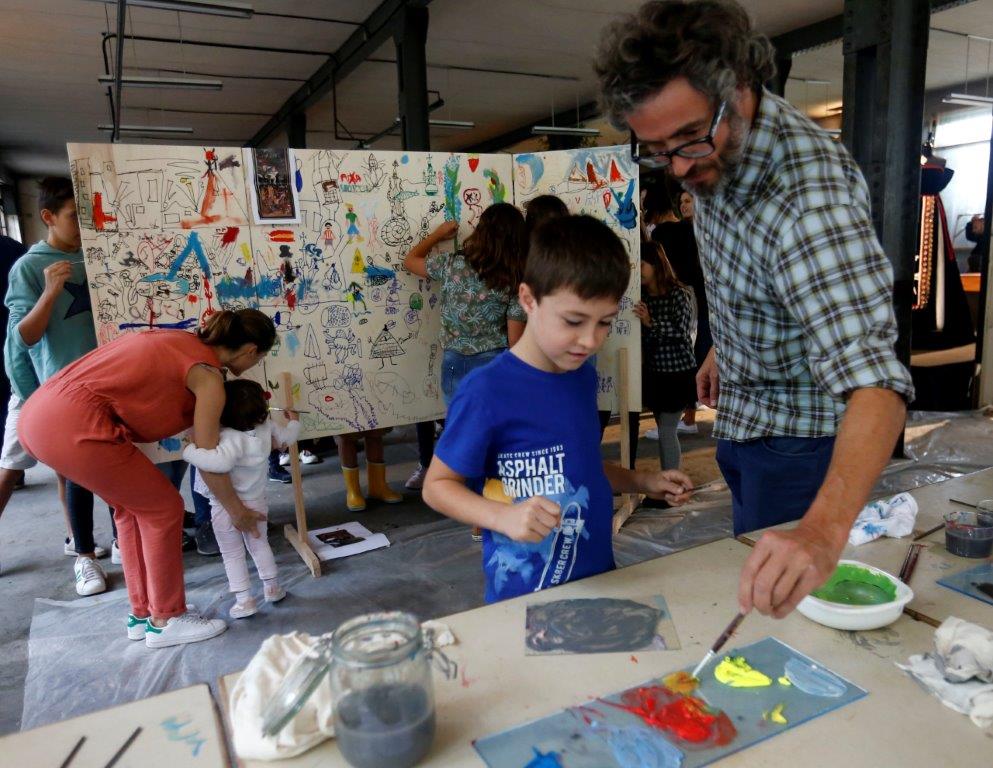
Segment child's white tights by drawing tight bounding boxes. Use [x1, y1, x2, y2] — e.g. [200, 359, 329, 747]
[211, 497, 278, 594]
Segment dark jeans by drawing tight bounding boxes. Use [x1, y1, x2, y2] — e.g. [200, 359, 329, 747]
[189, 466, 212, 526]
[68, 480, 117, 553]
[415, 421, 436, 468]
[716, 436, 835, 536]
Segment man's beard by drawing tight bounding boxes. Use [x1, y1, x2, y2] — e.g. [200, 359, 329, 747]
[672, 107, 748, 198]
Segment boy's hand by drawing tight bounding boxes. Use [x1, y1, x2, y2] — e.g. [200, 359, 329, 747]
[432, 221, 459, 241]
[43, 261, 73, 296]
[641, 469, 693, 505]
[633, 301, 652, 327]
[497, 496, 561, 542]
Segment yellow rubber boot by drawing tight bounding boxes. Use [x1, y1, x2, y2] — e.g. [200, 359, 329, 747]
[366, 462, 403, 504]
[342, 466, 366, 512]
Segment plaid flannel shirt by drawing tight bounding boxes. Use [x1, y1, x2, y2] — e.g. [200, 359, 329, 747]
[694, 89, 914, 441]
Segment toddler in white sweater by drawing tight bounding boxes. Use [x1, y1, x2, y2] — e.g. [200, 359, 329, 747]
[183, 379, 301, 619]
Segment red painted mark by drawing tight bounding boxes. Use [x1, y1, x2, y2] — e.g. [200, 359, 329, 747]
[602, 684, 737, 748]
[286, 289, 297, 310]
[92, 192, 116, 231]
[460, 663, 473, 688]
[220, 226, 240, 246]
[187, 294, 198, 304]
[339, 172, 362, 185]
[468, 156, 480, 173]
[264, 391, 272, 401]
[630, 655, 638, 664]
[268, 229, 295, 243]
[602, 191, 613, 209]
[609, 158, 625, 183]
[324, 395, 334, 403]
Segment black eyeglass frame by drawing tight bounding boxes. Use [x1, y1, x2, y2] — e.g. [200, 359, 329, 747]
[630, 101, 727, 169]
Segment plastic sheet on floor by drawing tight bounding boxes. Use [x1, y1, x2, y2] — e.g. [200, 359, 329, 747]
[21, 410, 993, 729]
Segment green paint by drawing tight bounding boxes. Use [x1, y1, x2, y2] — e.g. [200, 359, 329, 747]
[811, 564, 897, 606]
[483, 168, 507, 203]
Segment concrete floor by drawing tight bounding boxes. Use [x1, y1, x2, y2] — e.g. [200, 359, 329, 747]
[0, 416, 718, 736]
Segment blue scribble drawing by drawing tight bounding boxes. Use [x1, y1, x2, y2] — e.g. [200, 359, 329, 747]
[524, 747, 563, 767]
[515, 153, 545, 191]
[119, 318, 198, 331]
[161, 715, 207, 757]
[610, 179, 637, 230]
[590, 721, 684, 768]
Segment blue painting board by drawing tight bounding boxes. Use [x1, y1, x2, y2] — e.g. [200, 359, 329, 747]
[474, 637, 867, 768]
[937, 561, 993, 607]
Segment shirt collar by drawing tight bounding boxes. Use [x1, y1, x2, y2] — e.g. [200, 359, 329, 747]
[723, 87, 780, 199]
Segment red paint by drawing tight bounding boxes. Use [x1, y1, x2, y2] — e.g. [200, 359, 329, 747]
[286, 289, 297, 310]
[92, 192, 116, 231]
[268, 229, 295, 243]
[602, 191, 613, 209]
[630, 655, 638, 664]
[603, 684, 737, 749]
[324, 395, 334, 403]
[609, 159, 625, 183]
[339, 172, 362, 184]
[264, 391, 272, 401]
[220, 226, 240, 245]
[187, 294, 198, 304]
[468, 157, 480, 173]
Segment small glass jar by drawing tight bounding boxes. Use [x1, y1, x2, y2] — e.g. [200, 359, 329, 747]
[260, 612, 455, 768]
[330, 611, 437, 768]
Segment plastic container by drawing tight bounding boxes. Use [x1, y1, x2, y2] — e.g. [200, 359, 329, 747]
[797, 560, 912, 631]
[944, 503, 993, 558]
[260, 612, 456, 768]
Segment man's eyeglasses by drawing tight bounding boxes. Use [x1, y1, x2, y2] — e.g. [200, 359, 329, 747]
[630, 101, 727, 170]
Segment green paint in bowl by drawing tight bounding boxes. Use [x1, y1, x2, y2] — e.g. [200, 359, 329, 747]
[811, 564, 897, 606]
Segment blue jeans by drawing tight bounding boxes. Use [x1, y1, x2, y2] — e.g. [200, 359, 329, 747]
[187, 466, 212, 526]
[716, 436, 835, 536]
[441, 348, 503, 406]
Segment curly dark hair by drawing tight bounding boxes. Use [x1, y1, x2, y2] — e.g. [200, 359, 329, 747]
[462, 202, 527, 294]
[595, 0, 776, 128]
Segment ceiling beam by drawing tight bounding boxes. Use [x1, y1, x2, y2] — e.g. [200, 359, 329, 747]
[460, 100, 600, 154]
[247, 0, 430, 148]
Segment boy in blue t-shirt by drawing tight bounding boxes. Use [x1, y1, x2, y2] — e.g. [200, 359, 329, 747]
[424, 215, 693, 602]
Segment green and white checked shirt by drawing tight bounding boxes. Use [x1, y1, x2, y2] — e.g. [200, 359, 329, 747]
[694, 89, 914, 441]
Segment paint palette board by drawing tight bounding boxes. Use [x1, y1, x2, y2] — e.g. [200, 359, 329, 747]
[474, 637, 866, 768]
[525, 594, 680, 656]
[937, 561, 993, 607]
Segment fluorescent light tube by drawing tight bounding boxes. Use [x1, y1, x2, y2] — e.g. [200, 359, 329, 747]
[84, 0, 252, 18]
[531, 125, 601, 136]
[98, 124, 194, 135]
[99, 75, 223, 90]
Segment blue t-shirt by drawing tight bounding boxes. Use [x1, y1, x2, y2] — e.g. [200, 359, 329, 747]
[435, 351, 615, 602]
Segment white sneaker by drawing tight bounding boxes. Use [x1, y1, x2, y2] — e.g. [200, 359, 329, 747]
[145, 612, 227, 649]
[300, 450, 322, 465]
[126, 614, 149, 640]
[264, 582, 286, 603]
[645, 427, 660, 440]
[278, 452, 290, 466]
[676, 420, 698, 434]
[229, 597, 258, 620]
[64, 537, 108, 558]
[111, 539, 122, 564]
[74, 556, 107, 596]
[405, 465, 427, 490]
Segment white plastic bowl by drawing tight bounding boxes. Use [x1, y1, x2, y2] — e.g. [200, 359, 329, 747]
[797, 559, 913, 631]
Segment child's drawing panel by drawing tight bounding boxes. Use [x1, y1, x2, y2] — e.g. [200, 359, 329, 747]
[259, 149, 515, 436]
[514, 146, 641, 412]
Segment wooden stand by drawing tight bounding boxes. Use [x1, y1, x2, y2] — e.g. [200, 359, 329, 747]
[612, 347, 641, 533]
[280, 371, 321, 576]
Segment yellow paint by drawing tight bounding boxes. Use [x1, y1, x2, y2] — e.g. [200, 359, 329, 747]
[483, 478, 513, 504]
[714, 656, 772, 688]
[240, 242, 252, 263]
[351, 248, 365, 273]
[662, 671, 699, 694]
[763, 703, 788, 725]
[777, 676, 791, 687]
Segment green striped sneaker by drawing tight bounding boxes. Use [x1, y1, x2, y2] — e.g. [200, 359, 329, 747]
[126, 614, 149, 641]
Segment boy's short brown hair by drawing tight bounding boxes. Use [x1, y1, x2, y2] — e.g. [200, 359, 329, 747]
[221, 379, 270, 432]
[524, 214, 631, 303]
[38, 177, 75, 216]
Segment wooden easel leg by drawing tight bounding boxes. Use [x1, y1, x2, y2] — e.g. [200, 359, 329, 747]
[280, 371, 320, 576]
[612, 348, 640, 533]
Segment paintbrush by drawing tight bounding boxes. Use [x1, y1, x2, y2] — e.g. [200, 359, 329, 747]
[913, 520, 945, 541]
[268, 407, 312, 414]
[898, 543, 925, 584]
[103, 727, 141, 768]
[951, 498, 979, 508]
[691, 612, 746, 680]
[687, 480, 726, 497]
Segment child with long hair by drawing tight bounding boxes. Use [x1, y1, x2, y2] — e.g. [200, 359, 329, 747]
[183, 379, 299, 619]
[631, 241, 697, 476]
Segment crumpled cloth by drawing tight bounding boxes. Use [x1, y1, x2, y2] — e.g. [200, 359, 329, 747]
[897, 616, 993, 728]
[231, 623, 457, 760]
[848, 492, 918, 546]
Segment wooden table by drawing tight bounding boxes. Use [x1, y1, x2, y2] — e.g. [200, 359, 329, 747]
[0, 684, 229, 767]
[218, 538, 990, 767]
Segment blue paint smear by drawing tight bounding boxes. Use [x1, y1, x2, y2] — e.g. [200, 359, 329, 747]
[401, 154, 409, 164]
[590, 722, 684, 768]
[158, 437, 182, 451]
[215, 275, 313, 303]
[523, 747, 563, 767]
[515, 153, 544, 188]
[784, 657, 847, 697]
[166, 230, 212, 279]
[610, 179, 637, 230]
[286, 329, 300, 356]
[295, 167, 303, 193]
[138, 273, 191, 295]
[119, 318, 198, 331]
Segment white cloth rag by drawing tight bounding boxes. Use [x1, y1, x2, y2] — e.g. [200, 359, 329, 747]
[848, 492, 918, 546]
[231, 623, 457, 760]
[897, 616, 993, 728]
